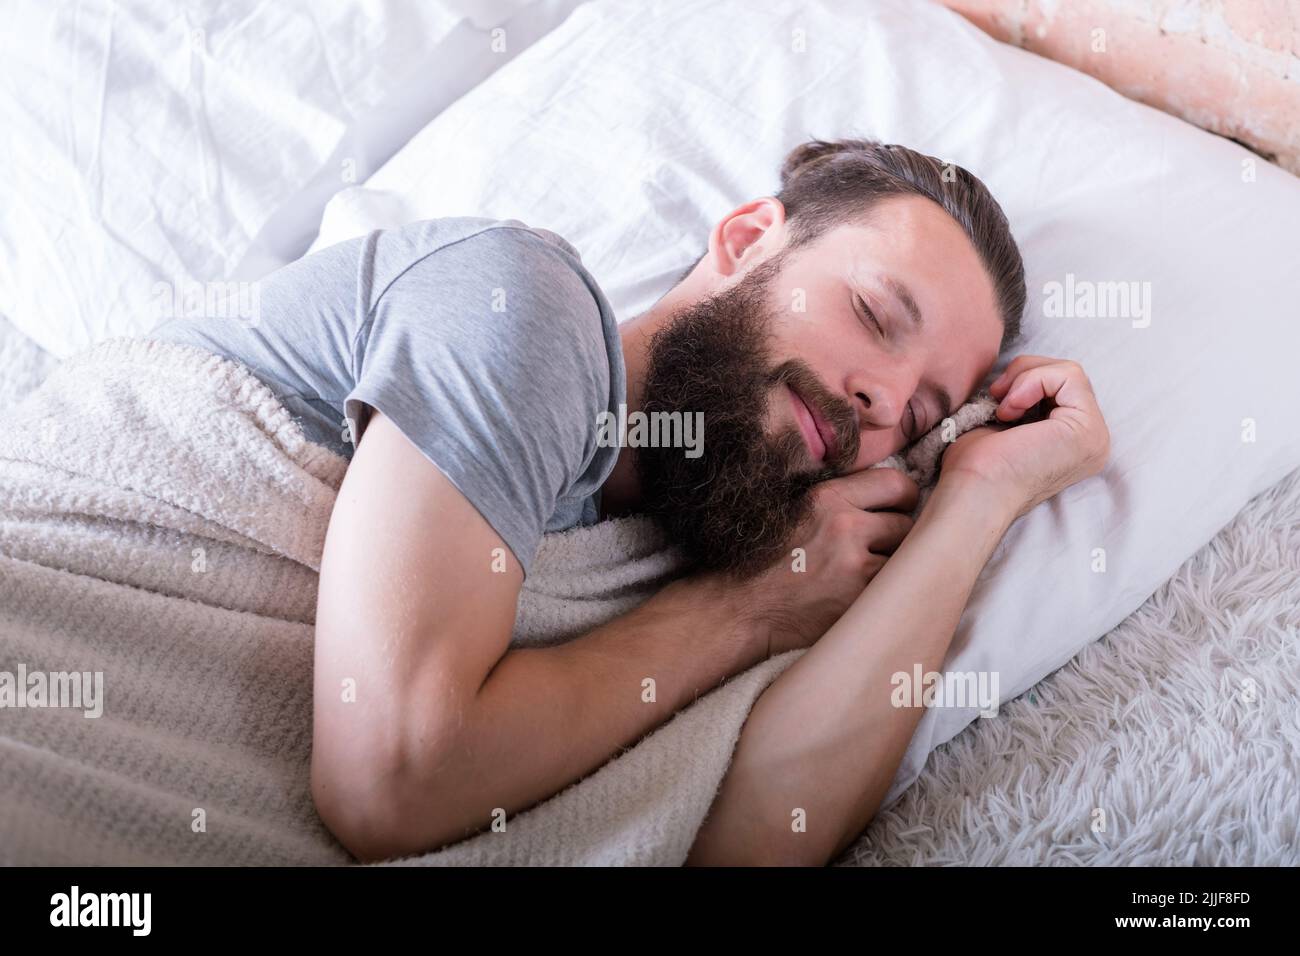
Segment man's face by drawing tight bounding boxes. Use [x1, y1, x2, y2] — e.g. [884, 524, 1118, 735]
[635, 194, 1005, 577]
[762, 195, 1004, 471]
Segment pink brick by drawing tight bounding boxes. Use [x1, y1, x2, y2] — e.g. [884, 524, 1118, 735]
[936, 0, 1300, 176]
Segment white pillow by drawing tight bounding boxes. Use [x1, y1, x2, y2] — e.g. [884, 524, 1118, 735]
[0, 0, 585, 358]
[240, 0, 591, 279]
[312, 0, 1300, 806]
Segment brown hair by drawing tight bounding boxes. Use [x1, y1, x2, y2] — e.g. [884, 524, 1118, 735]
[775, 137, 1025, 350]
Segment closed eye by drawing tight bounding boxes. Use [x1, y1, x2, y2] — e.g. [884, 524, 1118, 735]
[857, 294, 921, 440]
[855, 295, 884, 336]
[854, 292, 933, 441]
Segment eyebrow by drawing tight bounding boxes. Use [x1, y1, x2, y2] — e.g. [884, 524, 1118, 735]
[882, 275, 924, 330]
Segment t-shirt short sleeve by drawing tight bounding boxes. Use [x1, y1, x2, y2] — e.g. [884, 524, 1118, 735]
[343, 225, 620, 579]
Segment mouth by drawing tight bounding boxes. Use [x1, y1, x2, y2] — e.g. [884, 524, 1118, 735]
[787, 385, 839, 466]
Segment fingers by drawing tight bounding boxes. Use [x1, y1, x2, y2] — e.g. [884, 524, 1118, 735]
[865, 511, 913, 555]
[988, 355, 1058, 398]
[995, 364, 1068, 421]
[989, 358, 1111, 479]
[993, 358, 1101, 423]
[819, 465, 919, 513]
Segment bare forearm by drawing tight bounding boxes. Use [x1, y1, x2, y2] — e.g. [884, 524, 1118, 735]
[389, 573, 766, 854]
[687, 476, 1017, 866]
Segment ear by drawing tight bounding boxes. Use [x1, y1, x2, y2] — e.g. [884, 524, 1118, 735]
[706, 197, 787, 278]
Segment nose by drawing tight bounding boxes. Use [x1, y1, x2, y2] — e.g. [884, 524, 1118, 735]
[848, 366, 916, 432]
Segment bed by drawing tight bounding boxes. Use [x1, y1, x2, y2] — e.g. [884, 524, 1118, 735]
[1, 0, 1297, 865]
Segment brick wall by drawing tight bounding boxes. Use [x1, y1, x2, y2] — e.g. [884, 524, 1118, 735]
[938, 0, 1300, 175]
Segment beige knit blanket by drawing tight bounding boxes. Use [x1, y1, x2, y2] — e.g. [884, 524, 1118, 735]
[0, 337, 992, 865]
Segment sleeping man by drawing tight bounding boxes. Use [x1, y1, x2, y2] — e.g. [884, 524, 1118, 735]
[150, 137, 1110, 866]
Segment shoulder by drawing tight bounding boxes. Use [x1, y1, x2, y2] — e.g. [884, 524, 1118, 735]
[373, 217, 593, 299]
[370, 218, 621, 399]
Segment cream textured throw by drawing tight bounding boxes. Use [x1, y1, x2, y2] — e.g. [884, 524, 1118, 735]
[0, 338, 986, 865]
[869, 393, 1000, 515]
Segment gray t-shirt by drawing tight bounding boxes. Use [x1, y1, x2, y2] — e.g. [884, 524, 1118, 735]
[149, 217, 626, 578]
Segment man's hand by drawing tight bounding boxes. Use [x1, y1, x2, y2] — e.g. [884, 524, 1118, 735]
[726, 467, 919, 657]
[940, 355, 1110, 521]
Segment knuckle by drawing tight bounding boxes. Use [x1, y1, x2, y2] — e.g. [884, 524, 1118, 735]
[877, 466, 915, 498]
[826, 509, 859, 536]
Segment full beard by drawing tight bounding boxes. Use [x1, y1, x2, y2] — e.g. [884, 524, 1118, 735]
[634, 259, 860, 579]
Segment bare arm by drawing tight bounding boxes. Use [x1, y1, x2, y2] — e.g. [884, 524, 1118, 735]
[311, 406, 920, 861]
[311, 410, 772, 861]
[685, 473, 1014, 865]
[686, 355, 1111, 866]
